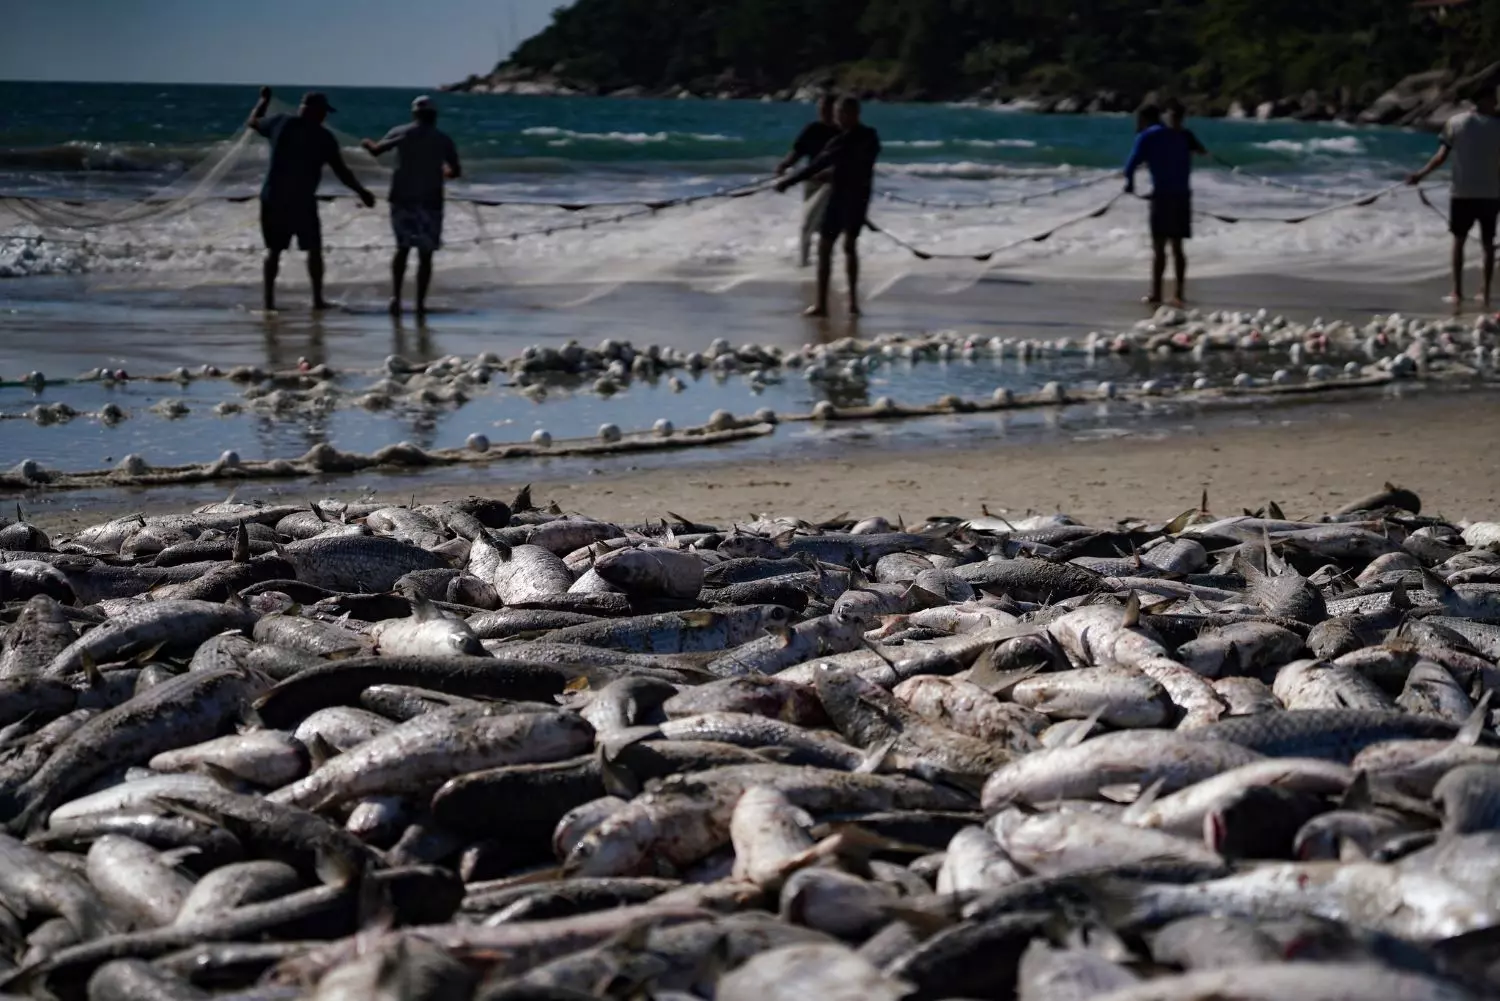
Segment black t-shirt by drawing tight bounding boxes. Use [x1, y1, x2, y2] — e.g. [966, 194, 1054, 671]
[793, 121, 839, 161]
[1181, 127, 1207, 155]
[254, 114, 341, 206]
[807, 124, 882, 204]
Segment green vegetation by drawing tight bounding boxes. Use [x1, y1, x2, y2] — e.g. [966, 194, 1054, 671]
[502, 0, 1500, 106]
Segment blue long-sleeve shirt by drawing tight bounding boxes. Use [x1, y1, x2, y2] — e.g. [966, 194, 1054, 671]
[1124, 124, 1193, 196]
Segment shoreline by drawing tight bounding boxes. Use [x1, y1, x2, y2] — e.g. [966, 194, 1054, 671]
[23, 389, 1500, 535]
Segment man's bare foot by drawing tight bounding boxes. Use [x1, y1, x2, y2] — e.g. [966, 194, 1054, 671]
[415, 305, 428, 322]
[388, 298, 402, 316]
[803, 305, 828, 318]
[847, 301, 862, 317]
[1167, 296, 1186, 308]
[1444, 293, 1465, 316]
[312, 299, 332, 312]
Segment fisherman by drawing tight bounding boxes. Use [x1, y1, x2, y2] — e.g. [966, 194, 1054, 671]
[1124, 103, 1195, 308]
[1408, 84, 1500, 313]
[1166, 99, 1209, 160]
[775, 96, 882, 318]
[247, 87, 376, 312]
[776, 94, 840, 268]
[361, 95, 463, 319]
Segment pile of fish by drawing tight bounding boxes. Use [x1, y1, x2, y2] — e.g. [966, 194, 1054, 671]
[6, 482, 1500, 999]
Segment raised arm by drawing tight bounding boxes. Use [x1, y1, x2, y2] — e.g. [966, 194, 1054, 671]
[443, 134, 462, 181]
[1123, 133, 1148, 192]
[778, 135, 843, 190]
[325, 136, 376, 206]
[247, 86, 273, 134]
[1408, 143, 1450, 185]
[361, 129, 402, 158]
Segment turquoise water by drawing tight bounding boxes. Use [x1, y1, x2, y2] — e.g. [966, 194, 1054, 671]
[0, 80, 1435, 200]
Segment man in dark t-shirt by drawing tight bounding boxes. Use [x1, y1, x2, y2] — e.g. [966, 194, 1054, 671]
[363, 96, 462, 318]
[777, 96, 882, 317]
[247, 87, 375, 311]
[777, 94, 839, 267]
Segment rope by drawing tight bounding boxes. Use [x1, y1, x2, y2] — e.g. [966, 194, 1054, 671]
[865, 193, 1126, 262]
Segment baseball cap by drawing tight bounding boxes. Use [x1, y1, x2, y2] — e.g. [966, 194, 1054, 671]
[412, 95, 435, 113]
[302, 91, 337, 113]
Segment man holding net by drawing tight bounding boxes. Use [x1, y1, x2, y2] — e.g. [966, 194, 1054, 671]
[362, 96, 462, 319]
[248, 87, 376, 312]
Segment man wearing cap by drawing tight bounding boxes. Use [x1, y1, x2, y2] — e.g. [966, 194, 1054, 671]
[247, 86, 376, 312]
[362, 96, 462, 318]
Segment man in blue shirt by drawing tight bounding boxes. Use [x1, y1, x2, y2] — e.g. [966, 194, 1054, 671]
[1124, 104, 1194, 307]
[247, 87, 376, 312]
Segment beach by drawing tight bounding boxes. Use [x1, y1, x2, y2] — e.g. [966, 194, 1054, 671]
[23, 388, 1500, 536]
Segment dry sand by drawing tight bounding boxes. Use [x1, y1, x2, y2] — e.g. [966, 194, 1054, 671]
[27, 389, 1500, 533]
[496, 391, 1500, 525]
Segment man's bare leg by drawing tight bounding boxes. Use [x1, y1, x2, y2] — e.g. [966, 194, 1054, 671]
[843, 231, 861, 316]
[1146, 236, 1166, 305]
[1170, 238, 1187, 307]
[806, 234, 834, 317]
[416, 249, 434, 319]
[390, 247, 410, 316]
[1481, 238, 1495, 312]
[1450, 235, 1466, 315]
[262, 249, 281, 311]
[309, 248, 329, 311]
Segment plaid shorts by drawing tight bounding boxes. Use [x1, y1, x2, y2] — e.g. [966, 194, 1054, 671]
[390, 202, 444, 251]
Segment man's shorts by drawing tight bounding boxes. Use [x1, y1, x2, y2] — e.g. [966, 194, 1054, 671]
[391, 203, 444, 252]
[820, 196, 869, 241]
[260, 200, 322, 252]
[1150, 193, 1193, 242]
[1451, 198, 1500, 245]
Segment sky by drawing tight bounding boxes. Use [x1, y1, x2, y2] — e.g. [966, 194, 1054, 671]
[1, 0, 569, 87]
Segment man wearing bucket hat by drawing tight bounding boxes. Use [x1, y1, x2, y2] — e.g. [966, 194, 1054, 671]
[247, 87, 376, 312]
[362, 95, 462, 319]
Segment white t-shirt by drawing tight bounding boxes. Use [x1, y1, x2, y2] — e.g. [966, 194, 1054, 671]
[1442, 110, 1500, 200]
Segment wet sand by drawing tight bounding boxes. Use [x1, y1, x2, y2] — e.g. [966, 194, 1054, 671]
[0, 269, 1456, 378]
[26, 389, 1500, 535]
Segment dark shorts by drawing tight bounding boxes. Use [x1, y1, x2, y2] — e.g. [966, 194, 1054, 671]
[1451, 198, 1500, 244]
[820, 196, 869, 241]
[1150, 193, 1192, 241]
[259, 200, 321, 252]
[391, 202, 444, 252]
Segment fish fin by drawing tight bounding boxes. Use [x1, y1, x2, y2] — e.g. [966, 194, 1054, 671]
[1058, 707, 1106, 748]
[1121, 592, 1141, 628]
[599, 752, 642, 800]
[1420, 567, 1455, 602]
[511, 484, 534, 513]
[1162, 507, 1199, 536]
[1268, 500, 1286, 520]
[1391, 576, 1412, 611]
[903, 583, 948, 609]
[1339, 771, 1373, 811]
[1098, 783, 1142, 804]
[409, 593, 438, 622]
[856, 734, 899, 774]
[148, 795, 221, 829]
[491, 534, 513, 561]
[232, 521, 250, 563]
[80, 650, 103, 688]
[310, 501, 330, 524]
[1119, 778, 1166, 825]
[314, 845, 363, 889]
[969, 659, 1043, 697]
[771, 529, 796, 551]
[1200, 489, 1210, 514]
[1140, 595, 1178, 616]
[1458, 689, 1494, 746]
[306, 732, 339, 768]
[678, 610, 722, 629]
